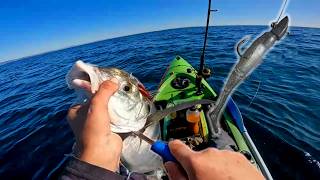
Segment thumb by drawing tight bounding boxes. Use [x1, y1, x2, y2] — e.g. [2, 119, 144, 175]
[164, 161, 188, 180]
[168, 140, 195, 171]
[87, 79, 119, 132]
[93, 78, 119, 104]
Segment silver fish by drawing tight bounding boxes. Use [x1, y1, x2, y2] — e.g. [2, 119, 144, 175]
[208, 16, 289, 137]
[66, 60, 154, 133]
[66, 60, 162, 173]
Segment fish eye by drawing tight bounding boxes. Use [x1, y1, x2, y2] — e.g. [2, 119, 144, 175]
[123, 85, 130, 92]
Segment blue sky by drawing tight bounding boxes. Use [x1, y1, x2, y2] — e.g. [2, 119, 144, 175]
[0, 0, 319, 62]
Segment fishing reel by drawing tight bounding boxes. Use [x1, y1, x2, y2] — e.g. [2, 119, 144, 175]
[202, 67, 212, 79]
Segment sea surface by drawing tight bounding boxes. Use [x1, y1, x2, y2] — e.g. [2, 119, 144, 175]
[0, 26, 319, 179]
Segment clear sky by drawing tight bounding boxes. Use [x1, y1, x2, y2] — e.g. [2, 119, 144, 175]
[0, 0, 319, 62]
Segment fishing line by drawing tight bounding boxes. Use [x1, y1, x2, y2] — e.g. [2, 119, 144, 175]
[244, 0, 287, 113]
[276, 0, 288, 23]
[246, 78, 261, 109]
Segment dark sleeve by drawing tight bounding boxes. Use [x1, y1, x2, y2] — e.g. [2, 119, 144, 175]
[59, 156, 147, 180]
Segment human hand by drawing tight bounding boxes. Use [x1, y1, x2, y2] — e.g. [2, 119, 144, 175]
[67, 80, 122, 172]
[164, 140, 264, 180]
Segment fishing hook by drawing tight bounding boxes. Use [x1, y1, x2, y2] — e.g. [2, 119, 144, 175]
[236, 35, 251, 58]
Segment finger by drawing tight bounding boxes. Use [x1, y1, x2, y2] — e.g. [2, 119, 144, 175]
[67, 103, 89, 135]
[93, 79, 119, 106]
[87, 79, 119, 131]
[67, 104, 82, 122]
[67, 103, 90, 122]
[164, 162, 188, 180]
[168, 140, 194, 170]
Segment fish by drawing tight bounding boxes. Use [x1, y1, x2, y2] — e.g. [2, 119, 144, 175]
[66, 60, 153, 133]
[66, 60, 163, 173]
[207, 16, 289, 138]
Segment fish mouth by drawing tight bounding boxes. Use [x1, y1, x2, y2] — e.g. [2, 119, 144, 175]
[66, 60, 100, 93]
[72, 72, 91, 92]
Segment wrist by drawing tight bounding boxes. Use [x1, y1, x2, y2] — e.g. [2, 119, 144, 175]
[80, 147, 120, 172]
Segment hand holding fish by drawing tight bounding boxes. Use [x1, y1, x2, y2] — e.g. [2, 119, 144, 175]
[67, 80, 123, 172]
[66, 60, 163, 173]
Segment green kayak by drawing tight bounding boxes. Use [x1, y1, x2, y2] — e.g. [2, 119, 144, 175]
[153, 56, 270, 177]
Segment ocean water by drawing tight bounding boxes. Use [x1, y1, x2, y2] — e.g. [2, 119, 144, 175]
[0, 26, 319, 179]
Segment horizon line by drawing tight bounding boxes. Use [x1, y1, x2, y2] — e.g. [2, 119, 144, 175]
[1, 24, 319, 64]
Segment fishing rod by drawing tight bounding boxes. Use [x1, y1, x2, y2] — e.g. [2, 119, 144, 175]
[196, 0, 217, 94]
